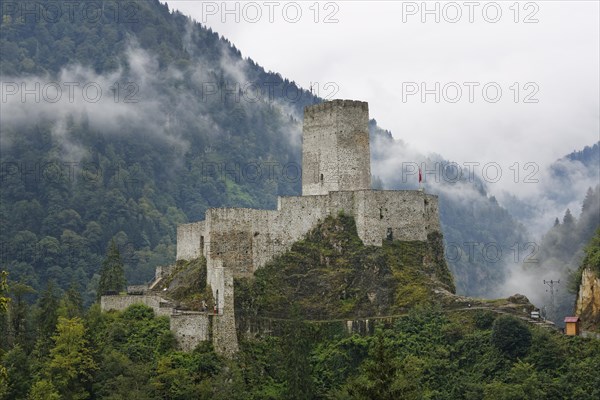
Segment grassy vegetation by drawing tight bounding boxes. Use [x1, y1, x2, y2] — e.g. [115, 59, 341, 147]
[161, 257, 213, 310]
[235, 214, 455, 320]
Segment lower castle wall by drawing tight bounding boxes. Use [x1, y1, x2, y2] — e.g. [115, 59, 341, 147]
[100, 295, 173, 317]
[170, 313, 211, 351]
[211, 270, 239, 355]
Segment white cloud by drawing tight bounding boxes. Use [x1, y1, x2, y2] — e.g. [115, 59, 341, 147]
[165, 0, 599, 186]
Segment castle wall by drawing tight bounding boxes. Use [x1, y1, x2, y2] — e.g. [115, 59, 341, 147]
[201, 191, 440, 285]
[100, 295, 173, 317]
[170, 313, 211, 351]
[210, 269, 239, 355]
[180, 190, 441, 355]
[355, 190, 436, 245]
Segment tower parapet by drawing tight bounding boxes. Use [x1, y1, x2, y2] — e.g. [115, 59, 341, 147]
[302, 100, 371, 195]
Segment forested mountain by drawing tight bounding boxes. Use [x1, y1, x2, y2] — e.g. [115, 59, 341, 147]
[532, 186, 600, 322]
[0, 0, 596, 308]
[1, 0, 314, 301]
[500, 142, 600, 237]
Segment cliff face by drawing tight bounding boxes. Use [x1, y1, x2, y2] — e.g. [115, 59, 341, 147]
[576, 267, 600, 331]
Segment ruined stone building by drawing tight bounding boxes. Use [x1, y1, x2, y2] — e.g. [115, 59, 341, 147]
[175, 99, 443, 355]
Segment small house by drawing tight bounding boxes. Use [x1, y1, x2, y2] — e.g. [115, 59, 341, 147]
[564, 316, 580, 336]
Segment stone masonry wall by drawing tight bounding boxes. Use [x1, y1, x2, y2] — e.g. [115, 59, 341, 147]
[170, 313, 211, 351]
[182, 190, 440, 269]
[302, 100, 371, 196]
[176, 221, 205, 260]
[100, 295, 173, 317]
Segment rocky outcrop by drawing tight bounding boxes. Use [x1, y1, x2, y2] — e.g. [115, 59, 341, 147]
[576, 267, 600, 331]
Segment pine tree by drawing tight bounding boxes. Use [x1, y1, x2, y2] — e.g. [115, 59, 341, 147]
[582, 187, 594, 213]
[563, 209, 575, 226]
[0, 271, 8, 314]
[36, 281, 60, 343]
[45, 317, 97, 399]
[97, 240, 126, 299]
[59, 282, 84, 319]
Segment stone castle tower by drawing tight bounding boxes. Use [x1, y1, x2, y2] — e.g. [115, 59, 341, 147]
[302, 100, 371, 195]
[175, 99, 442, 355]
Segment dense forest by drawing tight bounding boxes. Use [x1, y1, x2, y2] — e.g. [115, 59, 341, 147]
[0, 0, 311, 303]
[1, 298, 599, 399]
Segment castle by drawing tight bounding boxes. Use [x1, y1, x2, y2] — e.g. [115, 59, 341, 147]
[102, 100, 442, 355]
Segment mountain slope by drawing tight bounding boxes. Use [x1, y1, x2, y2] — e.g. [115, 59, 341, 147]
[1, 0, 314, 298]
[1, 0, 594, 306]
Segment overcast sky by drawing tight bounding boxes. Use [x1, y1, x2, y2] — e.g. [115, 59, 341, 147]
[164, 0, 599, 195]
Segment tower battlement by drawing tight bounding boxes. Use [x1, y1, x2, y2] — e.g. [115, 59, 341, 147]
[303, 99, 368, 115]
[302, 100, 371, 196]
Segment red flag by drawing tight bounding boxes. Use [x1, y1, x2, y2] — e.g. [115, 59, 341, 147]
[418, 168, 422, 183]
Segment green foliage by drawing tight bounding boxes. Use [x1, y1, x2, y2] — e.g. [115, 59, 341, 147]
[149, 344, 222, 399]
[280, 315, 315, 399]
[474, 310, 497, 330]
[490, 315, 532, 359]
[312, 335, 370, 396]
[583, 228, 600, 276]
[45, 317, 96, 400]
[1, 345, 31, 400]
[97, 240, 126, 298]
[537, 186, 600, 322]
[163, 257, 210, 309]
[0, 0, 310, 302]
[2, 296, 600, 398]
[103, 305, 175, 362]
[27, 380, 60, 400]
[8, 282, 36, 349]
[0, 272, 8, 314]
[58, 283, 84, 319]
